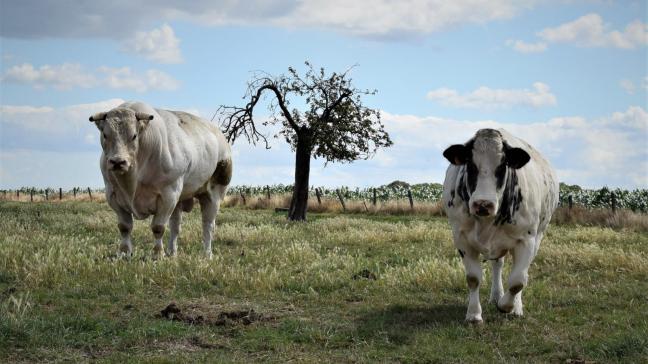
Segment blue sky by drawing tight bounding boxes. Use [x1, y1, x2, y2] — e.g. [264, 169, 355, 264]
[1, 0, 646, 189]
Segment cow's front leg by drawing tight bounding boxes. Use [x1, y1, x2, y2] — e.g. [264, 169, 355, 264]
[167, 205, 182, 257]
[489, 256, 504, 304]
[151, 194, 180, 260]
[116, 209, 134, 257]
[498, 241, 534, 316]
[461, 248, 483, 323]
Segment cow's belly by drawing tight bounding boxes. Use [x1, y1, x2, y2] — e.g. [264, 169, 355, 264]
[458, 222, 525, 259]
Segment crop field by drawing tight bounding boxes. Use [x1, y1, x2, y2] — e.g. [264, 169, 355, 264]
[1, 201, 647, 363]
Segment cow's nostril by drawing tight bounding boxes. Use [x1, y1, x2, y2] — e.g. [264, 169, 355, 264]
[109, 158, 127, 168]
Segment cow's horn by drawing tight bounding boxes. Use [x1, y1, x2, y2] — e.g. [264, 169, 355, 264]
[136, 113, 154, 121]
[89, 112, 107, 122]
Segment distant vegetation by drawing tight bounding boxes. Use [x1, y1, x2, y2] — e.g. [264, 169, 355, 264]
[3, 182, 648, 212]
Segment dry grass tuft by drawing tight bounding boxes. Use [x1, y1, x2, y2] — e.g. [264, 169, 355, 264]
[552, 206, 648, 232]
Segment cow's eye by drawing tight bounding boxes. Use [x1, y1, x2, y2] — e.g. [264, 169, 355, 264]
[132, 134, 137, 141]
[102, 132, 107, 139]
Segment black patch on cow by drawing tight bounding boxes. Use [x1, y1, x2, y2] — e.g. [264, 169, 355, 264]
[495, 168, 523, 226]
[457, 170, 471, 210]
[494, 155, 507, 189]
[443, 144, 471, 165]
[448, 189, 456, 207]
[503, 142, 530, 169]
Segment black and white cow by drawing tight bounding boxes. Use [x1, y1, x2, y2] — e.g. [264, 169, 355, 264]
[442, 128, 558, 323]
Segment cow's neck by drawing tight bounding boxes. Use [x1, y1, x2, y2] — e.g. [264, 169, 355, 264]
[109, 165, 139, 211]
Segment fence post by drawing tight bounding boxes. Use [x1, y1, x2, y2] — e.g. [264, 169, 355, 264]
[45, 189, 49, 201]
[315, 188, 322, 205]
[568, 195, 573, 210]
[407, 189, 414, 210]
[87, 187, 92, 201]
[611, 192, 617, 213]
[363, 201, 369, 212]
[30, 189, 34, 202]
[59, 188, 63, 200]
[372, 188, 377, 206]
[336, 189, 346, 211]
[266, 185, 271, 200]
[240, 191, 247, 205]
[73, 188, 77, 199]
[16, 190, 20, 199]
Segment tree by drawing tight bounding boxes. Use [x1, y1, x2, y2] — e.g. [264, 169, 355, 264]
[219, 62, 393, 221]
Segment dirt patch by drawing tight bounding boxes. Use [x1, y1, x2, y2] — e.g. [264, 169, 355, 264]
[352, 269, 377, 280]
[157, 303, 275, 326]
[189, 336, 227, 350]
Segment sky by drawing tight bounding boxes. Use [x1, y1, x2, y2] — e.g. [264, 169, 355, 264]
[1, 0, 647, 190]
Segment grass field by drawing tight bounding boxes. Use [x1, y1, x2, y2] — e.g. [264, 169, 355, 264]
[1, 201, 647, 363]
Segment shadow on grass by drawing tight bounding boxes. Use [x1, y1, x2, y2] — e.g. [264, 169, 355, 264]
[354, 303, 465, 345]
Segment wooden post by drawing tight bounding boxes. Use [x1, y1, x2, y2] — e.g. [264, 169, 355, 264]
[363, 201, 369, 212]
[372, 188, 377, 206]
[45, 189, 49, 201]
[87, 187, 92, 200]
[568, 195, 573, 210]
[336, 189, 346, 211]
[73, 188, 77, 199]
[407, 189, 414, 209]
[611, 192, 617, 213]
[240, 191, 247, 205]
[30, 189, 34, 202]
[16, 190, 20, 199]
[315, 188, 322, 205]
[59, 188, 63, 200]
[266, 185, 271, 200]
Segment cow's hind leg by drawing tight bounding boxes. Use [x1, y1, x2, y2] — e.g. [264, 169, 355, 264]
[497, 242, 534, 316]
[461, 248, 484, 323]
[167, 205, 182, 257]
[489, 256, 504, 304]
[198, 184, 227, 259]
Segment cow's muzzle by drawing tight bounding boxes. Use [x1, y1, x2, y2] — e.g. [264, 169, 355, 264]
[472, 200, 495, 217]
[108, 157, 130, 173]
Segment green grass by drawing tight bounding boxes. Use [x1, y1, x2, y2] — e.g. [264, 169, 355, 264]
[1, 201, 647, 363]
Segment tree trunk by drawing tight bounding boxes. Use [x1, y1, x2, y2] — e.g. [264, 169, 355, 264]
[288, 130, 312, 221]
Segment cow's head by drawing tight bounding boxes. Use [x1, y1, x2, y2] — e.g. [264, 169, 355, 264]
[443, 129, 530, 218]
[89, 108, 153, 174]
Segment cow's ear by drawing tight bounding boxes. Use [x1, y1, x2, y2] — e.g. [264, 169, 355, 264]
[89, 112, 107, 128]
[136, 113, 154, 129]
[505, 147, 530, 169]
[443, 144, 470, 165]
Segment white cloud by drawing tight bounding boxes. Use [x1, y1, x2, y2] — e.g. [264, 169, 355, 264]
[122, 23, 183, 64]
[380, 106, 648, 188]
[1, 63, 97, 90]
[511, 13, 648, 52]
[538, 14, 648, 49]
[272, 0, 534, 39]
[2, 1, 536, 40]
[505, 39, 547, 53]
[426, 82, 557, 109]
[2, 63, 179, 92]
[619, 79, 636, 94]
[2, 100, 646, 189]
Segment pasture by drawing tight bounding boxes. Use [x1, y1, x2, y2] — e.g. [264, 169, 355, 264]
[1, 200, 647, 363]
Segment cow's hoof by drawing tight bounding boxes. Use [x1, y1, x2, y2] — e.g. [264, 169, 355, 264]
[204, 251, 213, 260]
[152, 246, 164, 261]
[496, 302, 513, 313]
[166, 249, 178, 258]
[465, 314, 483, 324]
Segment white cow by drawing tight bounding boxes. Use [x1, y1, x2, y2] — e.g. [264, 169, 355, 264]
[442, 128, 558, 323]
[90, 101, 232, 259]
